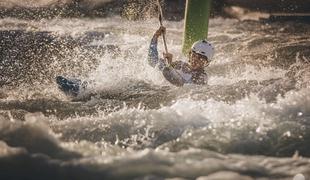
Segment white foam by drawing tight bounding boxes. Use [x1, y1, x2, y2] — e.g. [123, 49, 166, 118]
[49, 87, 310, 147]
[208, 65, 286, 85]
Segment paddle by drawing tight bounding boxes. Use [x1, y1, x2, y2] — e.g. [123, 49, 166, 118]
[156, 0, 169, 57]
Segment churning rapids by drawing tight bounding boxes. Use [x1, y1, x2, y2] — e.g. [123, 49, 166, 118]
[0, 17, 310, 180]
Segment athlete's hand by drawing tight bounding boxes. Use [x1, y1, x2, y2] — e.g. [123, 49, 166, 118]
[163, 52, 173, 64]
[155, 26, 166, 37]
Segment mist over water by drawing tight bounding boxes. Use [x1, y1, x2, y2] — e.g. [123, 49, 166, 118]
[0, 0, 113, 8]
[0, 16, 310, 179]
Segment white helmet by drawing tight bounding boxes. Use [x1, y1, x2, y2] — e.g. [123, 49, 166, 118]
[191, 40, 215, 61]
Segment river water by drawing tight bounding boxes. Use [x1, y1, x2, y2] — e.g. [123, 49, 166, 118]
[0, 17, 310, 180]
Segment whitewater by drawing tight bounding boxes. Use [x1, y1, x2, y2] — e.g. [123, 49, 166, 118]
[0, 17, 310, 180]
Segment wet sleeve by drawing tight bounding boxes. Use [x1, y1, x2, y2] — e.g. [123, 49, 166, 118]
[148, 36, 166, 70]
[162, 66, 184, 87]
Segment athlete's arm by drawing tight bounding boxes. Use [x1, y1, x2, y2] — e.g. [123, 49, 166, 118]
[148, 32, 160, 67]
[163, 52, 173, 65]
[147, 27, 185, 86]
[147, 27, 166, 70]
[162, 66, 184, 87]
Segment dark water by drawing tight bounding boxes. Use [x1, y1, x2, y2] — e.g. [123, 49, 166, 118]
[0, 17, 310, 180]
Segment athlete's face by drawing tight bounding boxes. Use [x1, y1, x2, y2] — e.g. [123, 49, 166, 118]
[189, 51, 209, 70]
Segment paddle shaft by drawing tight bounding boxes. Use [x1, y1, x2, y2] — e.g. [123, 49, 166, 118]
[156, 0, 169, 54]
[156, 0, 183, 84]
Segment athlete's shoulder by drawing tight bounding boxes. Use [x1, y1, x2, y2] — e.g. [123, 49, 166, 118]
[171, 61, 189, 70]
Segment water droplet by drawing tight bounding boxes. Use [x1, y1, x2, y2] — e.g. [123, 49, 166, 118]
[293, 174, 305, 180]
[284, 131, 291, 137]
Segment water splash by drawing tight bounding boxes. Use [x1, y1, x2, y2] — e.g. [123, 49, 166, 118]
[0, 17, 310, 179]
